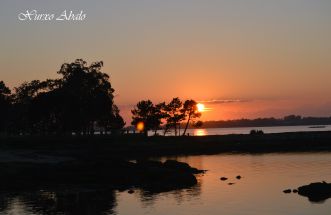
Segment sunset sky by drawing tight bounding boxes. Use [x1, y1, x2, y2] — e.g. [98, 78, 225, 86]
[1, 0, 331, 123]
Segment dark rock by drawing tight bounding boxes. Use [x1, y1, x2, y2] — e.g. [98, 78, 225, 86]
[220, 177, 228, 181]
[128, 190, 134, 194]
[134, 160, 200, 192]
[298, 181, 331, 202]
[163, 160, 205, 174]
[236, 175, 242, 180]
[283, 189, 291, 193]
[136, 160, 163, 169]
[228, 182, 235, 185]
[292, 189, 298, 193]
[164, 160, 191, 169]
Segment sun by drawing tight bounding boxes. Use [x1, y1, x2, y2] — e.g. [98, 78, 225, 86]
[197, 103, 205, 112]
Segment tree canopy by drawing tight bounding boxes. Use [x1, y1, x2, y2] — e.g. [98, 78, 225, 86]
[131, 98, 202, 136]
[0, 59, 125, 136]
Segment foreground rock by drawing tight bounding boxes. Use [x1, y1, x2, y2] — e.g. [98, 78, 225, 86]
[298, 182, 331, 202]
[0, 159, 203, 193]
[135, 160, 203, 191]
[163, 160, 205, 174]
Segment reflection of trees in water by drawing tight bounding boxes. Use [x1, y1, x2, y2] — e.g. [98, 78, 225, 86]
[0, 189, 117, 215]
[0, 185, 202, 214]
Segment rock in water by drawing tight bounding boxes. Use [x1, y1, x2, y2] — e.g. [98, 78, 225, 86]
[135, 159, 200, 192]
[220, 177, 228, 181]
[236, 175, 242, 180]
[297, 181, 331, 202]
[163, 160, 205, 174]
[283, 189, 291, 193]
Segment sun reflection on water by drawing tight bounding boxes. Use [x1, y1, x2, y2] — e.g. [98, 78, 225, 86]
[194, 129, 207, 136]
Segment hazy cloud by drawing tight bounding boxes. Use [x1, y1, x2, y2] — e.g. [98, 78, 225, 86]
[198, 99, 251, 104]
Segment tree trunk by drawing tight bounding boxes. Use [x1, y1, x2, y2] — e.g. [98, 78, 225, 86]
[163, 125, 169, 136]
[183, 114, 191, 136]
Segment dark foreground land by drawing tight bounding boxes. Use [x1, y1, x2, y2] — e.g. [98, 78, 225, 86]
[1, 131, 331, 157]
[0, 131, 331, 192]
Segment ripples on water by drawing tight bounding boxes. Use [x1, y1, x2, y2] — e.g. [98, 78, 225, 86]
[1, 153, 331, 215]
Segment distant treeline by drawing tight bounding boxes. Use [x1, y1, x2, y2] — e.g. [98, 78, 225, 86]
[199, 115, 331, 128]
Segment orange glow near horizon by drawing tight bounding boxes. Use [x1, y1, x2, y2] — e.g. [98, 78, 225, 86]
[1, 1, 331, 125]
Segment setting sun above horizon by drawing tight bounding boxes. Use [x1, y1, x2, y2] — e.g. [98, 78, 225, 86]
[197, 103, 205, 112]
[1, 0, 331, 123]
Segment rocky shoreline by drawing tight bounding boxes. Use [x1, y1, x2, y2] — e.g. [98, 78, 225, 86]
[0, 159, 204, 193]
[1, 131, 330, 195]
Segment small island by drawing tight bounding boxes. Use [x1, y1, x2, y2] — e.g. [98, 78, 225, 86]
[297, 182, 331, 203]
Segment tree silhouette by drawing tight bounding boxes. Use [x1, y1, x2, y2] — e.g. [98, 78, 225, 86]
[164, 98, 185, 136]
[181, 100, 201, 136]
[1, 59, 124, 136]
[0, 81, 11, 133]
[193, 120, 203, 128]
[152, 102, 167, 135]
[131, 100, 163, 136]
[10, 80, 59, 135]
[98, 104, 125, 135]
[131, 98, 203, 136]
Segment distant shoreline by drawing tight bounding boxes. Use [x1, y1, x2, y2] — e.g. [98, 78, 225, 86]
[197, 123, 331, 129]
[193, 115, 331, 129]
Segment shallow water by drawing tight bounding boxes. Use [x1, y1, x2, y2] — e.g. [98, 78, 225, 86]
[1, 153, 331, 215]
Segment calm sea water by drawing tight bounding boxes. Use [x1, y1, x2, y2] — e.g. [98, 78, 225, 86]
[1, 153, 331, 215]
[150, 124, 331, 136]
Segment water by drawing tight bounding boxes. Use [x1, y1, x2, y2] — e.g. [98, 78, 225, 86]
[1, 153, 331, 215]
[149, 125, 331, 136]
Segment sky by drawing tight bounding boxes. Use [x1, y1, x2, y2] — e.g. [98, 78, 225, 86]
[1, 0, 331, 123]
